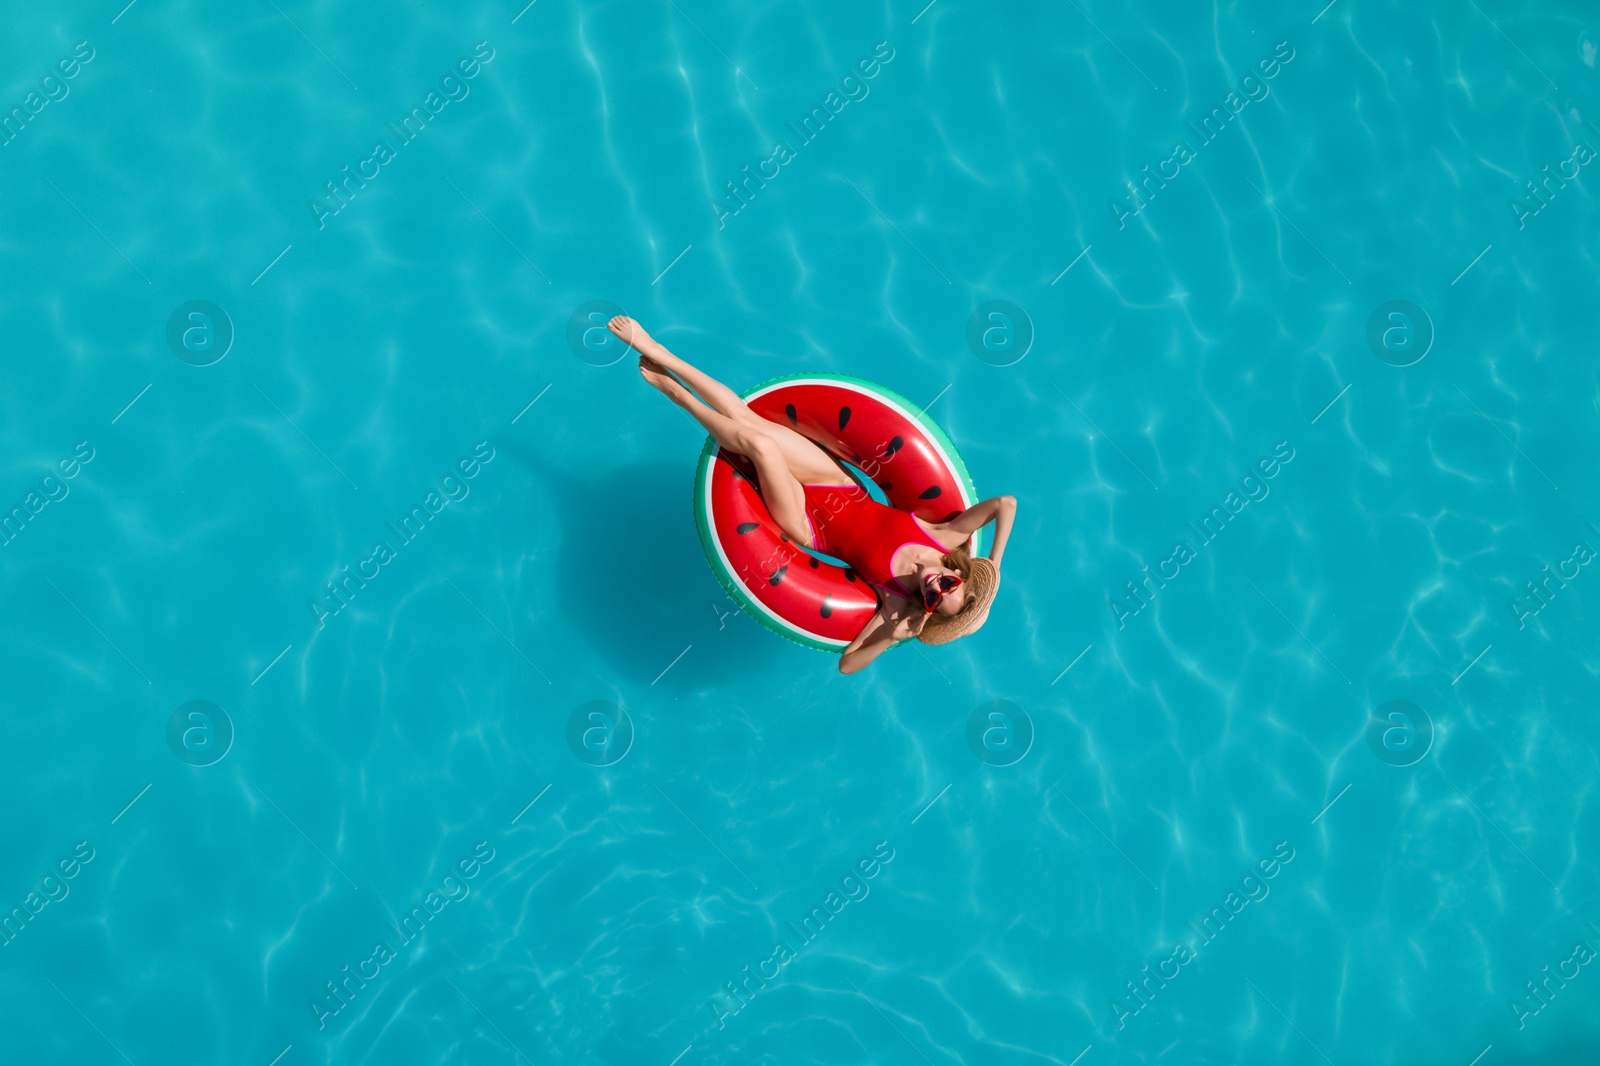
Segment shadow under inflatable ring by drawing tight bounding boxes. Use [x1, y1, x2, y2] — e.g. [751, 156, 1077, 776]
[692, 373, 987, 652]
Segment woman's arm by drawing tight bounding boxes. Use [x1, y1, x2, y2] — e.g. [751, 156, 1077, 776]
[838, 613, 896, 674]
[986, 495, 1016, 569]
[941, 495, 1018, 569]
[838, 607, 926, 674]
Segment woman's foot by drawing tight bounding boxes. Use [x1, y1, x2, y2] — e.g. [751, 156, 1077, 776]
[608, 315, 656, 353]
[609, 315, 694, 375]
[638, 355, 679, 395]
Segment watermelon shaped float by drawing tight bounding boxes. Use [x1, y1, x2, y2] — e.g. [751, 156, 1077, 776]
[693, 373, 988, 651]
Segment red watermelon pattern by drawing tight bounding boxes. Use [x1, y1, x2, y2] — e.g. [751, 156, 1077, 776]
[697, 376, 979, 650]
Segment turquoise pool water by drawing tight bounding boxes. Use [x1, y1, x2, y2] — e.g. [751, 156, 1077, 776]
[3, 0, 1599, 1063]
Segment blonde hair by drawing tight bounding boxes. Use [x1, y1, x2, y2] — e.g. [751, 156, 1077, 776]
[937, 542, 982, 619]
[940, 541, 974, 574]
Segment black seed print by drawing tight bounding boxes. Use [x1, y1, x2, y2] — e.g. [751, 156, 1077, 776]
[737, 522, 759, 534]
[785, 403, 797, 426]
[808, 557, 820, 568]
[844, 567, 857, 582]
[880, 482, 892, 491]
[941, 511, 961, 523]
[884, 436, 903, 456]
[919, 485, 942, 499]
[839, 406, 851, 431]
[769, 565, 788, 586]
[820, 596, 834, 618]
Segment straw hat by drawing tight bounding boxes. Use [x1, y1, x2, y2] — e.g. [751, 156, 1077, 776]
[918, 557, 1000, 645]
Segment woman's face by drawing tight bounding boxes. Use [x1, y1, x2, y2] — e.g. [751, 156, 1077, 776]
[919, 562, 967, 616]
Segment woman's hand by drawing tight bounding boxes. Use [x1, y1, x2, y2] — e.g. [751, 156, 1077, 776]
[839, 610, 897, 674]
[839, 603, 925, 674]
[888, 607, 929, 640]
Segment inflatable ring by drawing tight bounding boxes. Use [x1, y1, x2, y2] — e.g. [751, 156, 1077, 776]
[693, 373, 987, 651]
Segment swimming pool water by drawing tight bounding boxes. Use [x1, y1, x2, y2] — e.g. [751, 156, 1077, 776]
[3, 1, 1599, 1063]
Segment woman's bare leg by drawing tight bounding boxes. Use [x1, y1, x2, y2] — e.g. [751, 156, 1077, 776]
[637, 357, 814, 546]
[611, 315, 845, 485]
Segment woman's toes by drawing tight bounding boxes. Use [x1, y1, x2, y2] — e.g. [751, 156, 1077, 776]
[637, 359, 672, 392]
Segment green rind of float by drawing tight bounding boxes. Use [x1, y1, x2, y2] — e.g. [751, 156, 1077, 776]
[691, 372, 989, 653]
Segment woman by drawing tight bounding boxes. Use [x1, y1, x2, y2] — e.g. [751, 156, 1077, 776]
[610, 316, 1015, 674]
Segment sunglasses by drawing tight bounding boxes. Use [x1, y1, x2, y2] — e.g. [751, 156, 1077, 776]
[923, 573, 963, 612]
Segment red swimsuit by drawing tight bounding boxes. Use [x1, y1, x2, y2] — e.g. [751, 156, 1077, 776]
[802, 483, 947, 601]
